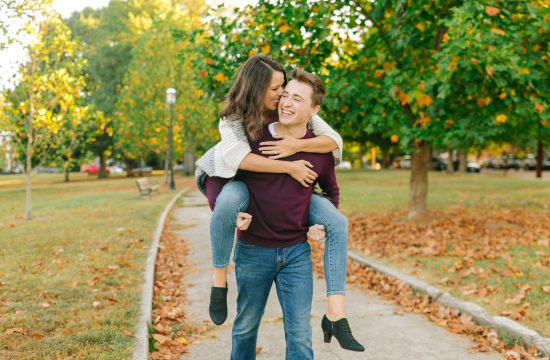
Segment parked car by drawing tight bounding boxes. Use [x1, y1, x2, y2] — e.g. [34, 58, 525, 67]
[80, 163, 110, 174]
[398, 155, 411, 169]
[466, 162, 481, 173]
[432, 157, 447, 171]
[36, 166, 60, 173]
[520, 154, 536, 170]
[336, 161, 352, 170]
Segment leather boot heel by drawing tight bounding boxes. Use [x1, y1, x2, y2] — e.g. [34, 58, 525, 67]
[321, 315, 365, 352]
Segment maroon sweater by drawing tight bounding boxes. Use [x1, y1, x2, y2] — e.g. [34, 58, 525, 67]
[236, 124, 339, 248]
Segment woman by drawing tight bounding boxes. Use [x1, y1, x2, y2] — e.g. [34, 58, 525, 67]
[195, 54, 363, 352]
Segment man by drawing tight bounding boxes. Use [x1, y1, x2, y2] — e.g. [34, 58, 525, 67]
[231, 68, 339, 360]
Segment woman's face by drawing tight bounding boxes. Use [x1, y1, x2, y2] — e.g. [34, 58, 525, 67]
[262, 71, 285, 112]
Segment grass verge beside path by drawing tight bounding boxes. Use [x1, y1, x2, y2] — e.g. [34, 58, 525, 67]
[337, 170, 550, 338]
[0, 173, 193, 360]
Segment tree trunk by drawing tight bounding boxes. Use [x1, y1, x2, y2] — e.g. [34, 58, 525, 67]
[125, 159, 134, 177]
[25, 140, 32, 221]
[25, 87, 34, 221]
[184, 147, 195, 176]
[98, 152, 107, 179]
[64, 160, 70, 182]
[446, 149, 454, 174]
[536, 140, 543, 179]
[458, 151, 467, 172]
[408, 142, 430, 220]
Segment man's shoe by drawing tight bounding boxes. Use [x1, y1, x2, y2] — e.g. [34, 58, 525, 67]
[209, 285, 228, 325]
[321, 315, 365, 352]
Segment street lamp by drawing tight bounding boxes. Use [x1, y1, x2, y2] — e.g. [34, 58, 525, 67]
[166, 88, 176, 190]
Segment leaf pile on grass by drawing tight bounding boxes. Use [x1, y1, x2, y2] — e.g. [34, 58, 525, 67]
[149, 222, 211, 360]
[348, 207, 548, 260]
[347, 207, 549, 329]
[310, 241, 547, 360]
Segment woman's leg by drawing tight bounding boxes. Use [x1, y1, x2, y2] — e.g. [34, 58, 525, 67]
[308, 194, 364, 351]
[308, 193, 348, 320]
[207, 179, 250, 281]
[206, 178, 250, 325]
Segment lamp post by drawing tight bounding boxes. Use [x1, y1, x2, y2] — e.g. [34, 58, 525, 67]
[166, 88, 176, 190]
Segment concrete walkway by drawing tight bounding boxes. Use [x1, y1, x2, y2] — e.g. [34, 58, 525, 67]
[173, 191, 503, 360]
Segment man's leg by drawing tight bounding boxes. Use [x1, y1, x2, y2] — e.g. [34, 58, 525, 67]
[274, 241, 314, 360]
[231, 241, 275, 360]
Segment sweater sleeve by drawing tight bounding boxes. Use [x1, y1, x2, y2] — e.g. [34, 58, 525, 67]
[218, 116, 252, 172]
[309, 114, 343, 165]
[316, 155, 340, 208]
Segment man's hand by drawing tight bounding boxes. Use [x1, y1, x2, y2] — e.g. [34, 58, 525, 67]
[259, 134, 301, 159]
[288, 160, 317, 187]
[236, 212, 252, 230]
[307, 224, 326, 242]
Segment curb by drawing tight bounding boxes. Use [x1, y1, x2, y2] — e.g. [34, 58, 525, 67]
[132, 188, 189, 360]
[348, 250, 550, 357]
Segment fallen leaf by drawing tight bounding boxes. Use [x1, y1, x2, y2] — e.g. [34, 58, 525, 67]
[153, 334, 171, 345]
[5, 328, 27, 335]
[175, 337, 188, 345]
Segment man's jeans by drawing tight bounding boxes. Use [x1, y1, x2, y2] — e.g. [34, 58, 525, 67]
[231, 240, 313, 360]
[210, 180, 347, 295]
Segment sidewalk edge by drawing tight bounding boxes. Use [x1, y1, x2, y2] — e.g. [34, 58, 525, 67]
[132, 188, 189, 360]
[348, 250, 550, 356]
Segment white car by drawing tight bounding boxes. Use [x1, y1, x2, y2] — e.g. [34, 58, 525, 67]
[336, 161, 352, 170]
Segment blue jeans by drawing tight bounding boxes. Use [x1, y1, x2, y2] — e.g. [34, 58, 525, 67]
[209, 181, 347, 295]
[231, 240, 313, 360]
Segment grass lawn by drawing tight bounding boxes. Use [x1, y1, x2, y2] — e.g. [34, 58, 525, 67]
[337, 169, 550, 337]
[0, 173, 193, 359]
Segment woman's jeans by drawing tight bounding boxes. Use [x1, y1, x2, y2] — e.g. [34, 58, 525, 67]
[208, 179, 348, 296]
[231, 240, 313, 360]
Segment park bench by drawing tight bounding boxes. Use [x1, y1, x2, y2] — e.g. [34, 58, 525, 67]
[136, 177, 160, 198]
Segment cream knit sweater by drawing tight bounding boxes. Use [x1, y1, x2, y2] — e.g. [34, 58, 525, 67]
[195, 114, 343, 195]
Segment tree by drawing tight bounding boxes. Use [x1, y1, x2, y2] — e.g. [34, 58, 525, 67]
[2, 5, 88, 219]
[66, 0, 135, 178]
[195, 0, 548, 219]
[116, 11, 217, 179]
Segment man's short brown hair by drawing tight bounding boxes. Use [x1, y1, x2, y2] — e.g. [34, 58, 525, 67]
[288, 68, 326, 106]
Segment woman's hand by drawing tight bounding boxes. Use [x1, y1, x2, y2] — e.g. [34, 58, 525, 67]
[259, 134, 301, 159]
[307, 224, 326, 242]
[288, 160, 317, 187]
[236, 212, 252, 230]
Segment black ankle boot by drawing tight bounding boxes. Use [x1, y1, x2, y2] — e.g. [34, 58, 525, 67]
[209, 284, 228, 325]
[321, 315, 365, 352]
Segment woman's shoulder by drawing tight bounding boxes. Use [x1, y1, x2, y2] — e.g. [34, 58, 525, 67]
[221, 113, 242, 122]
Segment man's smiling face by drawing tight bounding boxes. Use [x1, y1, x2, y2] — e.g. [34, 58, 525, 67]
[278, 79, 319, 128]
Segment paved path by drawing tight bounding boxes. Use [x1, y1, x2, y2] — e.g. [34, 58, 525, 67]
[173, 191, 503, 360]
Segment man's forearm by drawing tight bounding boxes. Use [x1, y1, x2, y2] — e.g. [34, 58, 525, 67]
[298, 135, 338, 153]
[239, 153, 291, 173]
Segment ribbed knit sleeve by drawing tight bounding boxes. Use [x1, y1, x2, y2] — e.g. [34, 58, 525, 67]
[218, 116, 252, 172]
[309, 114, 343, 165]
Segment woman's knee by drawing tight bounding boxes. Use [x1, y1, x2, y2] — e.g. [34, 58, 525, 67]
[216, 181, 249, 211]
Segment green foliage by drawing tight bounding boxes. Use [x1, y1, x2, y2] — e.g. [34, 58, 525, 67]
[2, 11, 89, 168]
[191, 0, 548, 153]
